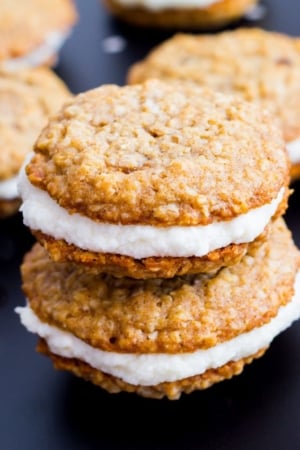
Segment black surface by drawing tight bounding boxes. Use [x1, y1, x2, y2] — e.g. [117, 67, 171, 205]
[1, 1, 300, 449]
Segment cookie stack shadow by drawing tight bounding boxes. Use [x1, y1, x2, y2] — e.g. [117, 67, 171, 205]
[16, 78, 300, 400]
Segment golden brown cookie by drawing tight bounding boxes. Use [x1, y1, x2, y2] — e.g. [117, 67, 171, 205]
[0, 67, 72, 218]
[0, 0, 78, 70]
[18, 79, 290, 277]
[128, 28, 300, 179]
[101, 0, 258, 30]
[16, 218, 300, 399]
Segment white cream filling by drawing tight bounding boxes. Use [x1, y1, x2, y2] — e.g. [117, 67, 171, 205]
[15, 272, 300, 386]
[0, 175, 19, 200]
[112, 0, 220, 11]
[2, 30, 70, 71]
[287, 138, 300, 164]
[18, 163, 284, 258]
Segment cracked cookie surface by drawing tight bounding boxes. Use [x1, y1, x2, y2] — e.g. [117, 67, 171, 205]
[26, 79, 289, 226]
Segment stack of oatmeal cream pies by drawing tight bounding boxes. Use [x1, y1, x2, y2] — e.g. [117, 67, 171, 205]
[16, 76, 300, 400]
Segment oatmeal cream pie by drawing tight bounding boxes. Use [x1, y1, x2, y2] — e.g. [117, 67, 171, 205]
[18, 79, 290, 278]
[0, 67, 72, 218]
[100, 0, 258, 30]
[16, 218, 300, 400]
[0, 0, 78, 71]
[128, 28, 300, 180]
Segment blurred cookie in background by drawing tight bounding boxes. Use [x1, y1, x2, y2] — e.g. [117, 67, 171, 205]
[100, 0, 258, 30]
[0, 0, 78, 71]
[128, 28, 300, 180]
[0, 67, 72, 218]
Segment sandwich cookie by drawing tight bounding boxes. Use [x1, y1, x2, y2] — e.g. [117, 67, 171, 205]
[0, 0, 78, 71]
[16, 218, 300, 400]
[0, 67, 72, 218]
[128, 28, 300, 180]
[100, 0, 258, 30]
[18, 79, 290, 278]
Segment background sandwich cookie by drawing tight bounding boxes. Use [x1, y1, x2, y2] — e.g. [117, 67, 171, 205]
[0, 67, 72, 218]
[0, 0, 78, 71]
[16, 218, 300, 400]
[19, 79, 290, 278]
[128, 28, 300, 180]
[100, 0, 258, 30]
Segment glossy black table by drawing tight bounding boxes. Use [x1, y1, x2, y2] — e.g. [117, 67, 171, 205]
[1, 1, 300, 448]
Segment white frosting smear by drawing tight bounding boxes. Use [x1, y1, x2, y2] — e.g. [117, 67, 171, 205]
[0, 175, 19, 200]
[287, 138, 300, 164]
[18, 164, 284, 258]
[15, 272, 300, 386]
[112, 0, 220, 11]
[2, 30, 70, 71]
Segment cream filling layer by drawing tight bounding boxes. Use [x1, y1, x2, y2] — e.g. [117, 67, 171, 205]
[18, 165, 284, 258]
[15, 272, 300, 386]
[2, 30, 70, 71]
[0, 175, 19, 200]
[112, 0, 220, 11]
[287, 138, 300, 164]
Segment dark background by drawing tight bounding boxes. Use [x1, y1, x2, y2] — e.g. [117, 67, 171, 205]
[1, 1, 300, 449]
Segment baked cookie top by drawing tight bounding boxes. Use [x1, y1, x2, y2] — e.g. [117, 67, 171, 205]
[128, 28, 300, 143]
[0, 67, 72, 181]
[0, 0, 78, 62]
[21, 218, 300, 354]
[25, 78, 289, 226]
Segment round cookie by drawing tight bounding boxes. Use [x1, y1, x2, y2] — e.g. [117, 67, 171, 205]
[0, 0, 78, 70]
[16, 218, 300, 399]
[100, 0, 258, 30]
[127, 28, 300, 180]
[18, 79, 290, 277]
[0, 67, 72, 218]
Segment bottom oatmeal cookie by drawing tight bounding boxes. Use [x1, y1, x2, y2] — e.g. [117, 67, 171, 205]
[16, 218, 300, 399]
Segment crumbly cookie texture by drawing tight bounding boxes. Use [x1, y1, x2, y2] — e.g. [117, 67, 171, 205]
[21, 218, 299, 354]
[0, 67, 72, 181]
[26, 78, 289, 227]
[101, 0, 257, 29]
[38, 339, 266, 400]
[128, 28, 300, 143]
[0, 0, 78, 62]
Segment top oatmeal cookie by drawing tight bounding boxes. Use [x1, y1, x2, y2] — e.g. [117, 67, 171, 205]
[25, 78, 289, 227]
